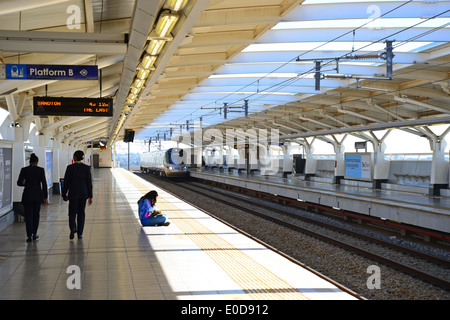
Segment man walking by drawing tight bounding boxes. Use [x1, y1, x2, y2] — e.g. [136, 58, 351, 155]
[62, 150, 93, 239]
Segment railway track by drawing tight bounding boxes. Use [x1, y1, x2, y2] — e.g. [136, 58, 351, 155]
[135, 172, 450, 297]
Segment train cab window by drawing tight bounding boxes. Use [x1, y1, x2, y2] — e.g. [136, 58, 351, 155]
[166, 151, 172, 164]
[179, 149, 184, 164]
[167, 148, 184, 165]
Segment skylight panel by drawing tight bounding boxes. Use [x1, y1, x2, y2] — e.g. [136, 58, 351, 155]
[243, 42, 326, 52]
[209, 73, 299, 78]
[393, 41, 444, 52]
[192, 91, 297, 96]
[303, 0, 400, 3]
[274, 18, 450, 29]
[243, 41, 439, 54]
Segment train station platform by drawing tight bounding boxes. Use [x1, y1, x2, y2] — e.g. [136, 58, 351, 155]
[189, 169, 450, 236]
[0, 168, 359, 301]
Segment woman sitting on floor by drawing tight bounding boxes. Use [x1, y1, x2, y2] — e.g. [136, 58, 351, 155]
[138, 190, 170, 226]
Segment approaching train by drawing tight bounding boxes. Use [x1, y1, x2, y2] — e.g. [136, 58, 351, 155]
[140, 148, 188, 177]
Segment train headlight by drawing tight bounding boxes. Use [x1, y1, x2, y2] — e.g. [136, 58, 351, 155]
[168, 166, 173, 170]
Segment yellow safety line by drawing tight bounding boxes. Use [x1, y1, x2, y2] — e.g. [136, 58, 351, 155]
[119, 170, 309, 300]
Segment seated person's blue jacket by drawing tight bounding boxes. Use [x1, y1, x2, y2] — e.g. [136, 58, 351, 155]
[138, 198, 155, 225]
[138, 198, 167, 226]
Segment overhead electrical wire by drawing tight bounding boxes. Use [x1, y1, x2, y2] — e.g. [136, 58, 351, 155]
[164, 0, 448, 138]
[222, 7, 450, 120]
[249, 8, 450, 106]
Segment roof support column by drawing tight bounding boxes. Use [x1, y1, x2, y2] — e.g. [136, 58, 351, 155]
[369, 130, 391, 189]
[429, 126, 450, 195]
[51, 139, 62, 193]
[281, 143, 292, 177]
[257, 129, 277, 176]
[12, 125, 25, 207]
[59, 142, 70, 178]
[330, 134, 347, 184]
[303, 138, 317, 181]
[6, 94, 18, 122]
[193, 120, 203, 169]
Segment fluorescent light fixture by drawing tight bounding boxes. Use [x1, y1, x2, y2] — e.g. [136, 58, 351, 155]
[146, 39, 166, 55]
[130, 87, 140, 95]
[137, 69, 150, 80]
[133, 79, 145, 88]
[155, 10, 179, 37]
[166, 0, 188, 11]
[140, 54, 157, 69]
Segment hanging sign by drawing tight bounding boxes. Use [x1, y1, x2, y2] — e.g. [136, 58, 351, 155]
[33, 96, 112, 117]
[5, 64, 98, 80]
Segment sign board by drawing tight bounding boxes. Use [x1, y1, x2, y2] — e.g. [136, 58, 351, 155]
[33, 96, 113, 117]
[6, 64, 98, 80]
[354, 141, 367, 150]
[344, 152, 373, 181]
[0, 144, 12, 218]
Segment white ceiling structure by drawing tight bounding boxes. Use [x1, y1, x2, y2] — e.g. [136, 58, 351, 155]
[0, 0, 449, 150]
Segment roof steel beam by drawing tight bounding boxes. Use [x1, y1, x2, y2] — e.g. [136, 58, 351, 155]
[393, 94, 450, 114]
[279, 116, 450, 140]
[0, 30, 127, 54]
[229, 49, 449, 65]
[83, 0, 94, 33]
[195, 6, 282, 29]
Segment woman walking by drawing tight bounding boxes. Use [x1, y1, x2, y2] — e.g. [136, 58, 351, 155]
[17, 153, 48, 242]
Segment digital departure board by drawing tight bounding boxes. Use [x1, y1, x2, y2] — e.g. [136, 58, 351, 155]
[33, 97, 113, 117]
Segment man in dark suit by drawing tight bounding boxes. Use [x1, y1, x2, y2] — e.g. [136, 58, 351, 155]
[17, 153, 48, 242]
[62, 150, 93, 239]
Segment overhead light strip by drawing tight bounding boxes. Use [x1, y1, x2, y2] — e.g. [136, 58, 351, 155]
[110, 0, 188, 145]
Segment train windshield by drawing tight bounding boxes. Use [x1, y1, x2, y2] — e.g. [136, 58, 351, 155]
[167, 148, 184, 164]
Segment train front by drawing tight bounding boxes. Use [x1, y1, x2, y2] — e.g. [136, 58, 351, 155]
[165, 148, 188, 177]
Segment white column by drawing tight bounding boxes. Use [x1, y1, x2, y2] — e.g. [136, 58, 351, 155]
[304, 139, 317, 180]
[372, 141, 390, 188]
[52, 139, 62, 193]
[12, 125, 25, 204]
[281, 143, 292, 176]
[333, 143, 345, 184]
[430, 139, 448, 195]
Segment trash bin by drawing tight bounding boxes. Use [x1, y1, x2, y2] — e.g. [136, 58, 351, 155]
[53, 182, 61, 194]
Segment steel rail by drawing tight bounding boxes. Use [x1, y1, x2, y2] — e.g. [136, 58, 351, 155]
[188, 180, 450, 268]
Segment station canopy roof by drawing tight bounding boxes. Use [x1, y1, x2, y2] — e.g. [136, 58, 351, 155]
[0, 0, 449, 149]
